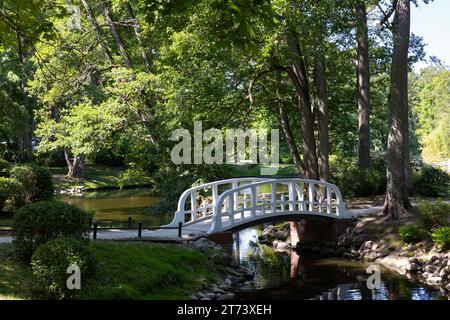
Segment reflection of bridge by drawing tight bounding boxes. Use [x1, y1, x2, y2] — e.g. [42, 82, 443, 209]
[164, 177, 350, 236]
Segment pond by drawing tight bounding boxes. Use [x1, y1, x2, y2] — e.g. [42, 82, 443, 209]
[60, 188, 167, 225]
[233, 228, 448, 300]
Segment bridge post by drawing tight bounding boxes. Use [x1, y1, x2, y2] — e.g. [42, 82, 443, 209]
[250, 186, 257, 218]
[270, 182, 276, 213]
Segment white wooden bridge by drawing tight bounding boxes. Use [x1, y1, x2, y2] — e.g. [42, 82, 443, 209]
[163, 177, 350, 236]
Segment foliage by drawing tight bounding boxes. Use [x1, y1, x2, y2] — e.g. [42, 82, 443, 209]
[12, 200, 92, 261]
[0, 177, 20, 212]
[10, 164, 54, 207]
[31, 238, 95, 299]
[410, 67, 450, 163]
[0, 158, 11, 177]
[431, 227, 450, 251]
[418, 200, 450, 231]
[118, 164, 149, 189]
[413, 165, 450, 197]
[329, 156, 385, 197]
[399, 224, 424, 244]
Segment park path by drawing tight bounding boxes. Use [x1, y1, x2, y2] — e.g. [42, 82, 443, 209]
[0, 206, 383, 244]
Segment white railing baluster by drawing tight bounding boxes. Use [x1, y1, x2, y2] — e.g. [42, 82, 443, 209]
[240, 203, 245, 220]
[288, 182, 295, 212]
[229, 193, 234, 225]
[212, 184, 218, 206]
[308, 183, 314, 212]
[251, 186, 257, 218]
[327, 187, 332, 214]
[280, 194, 285, 212]
[191, 191, 197, 221]
[232, 181, 238, 211]
[271, 182, 276, 213]
[262, 196, 266, 216]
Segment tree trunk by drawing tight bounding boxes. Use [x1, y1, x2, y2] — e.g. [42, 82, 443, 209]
[382, 0, 411, 220]
[313, 43, 330, 182]
[71, 154, 85, 179]
[64, 147, 74, 176]
[355, 2, 371, 169]
[286, 30, 319, 180]
[102, 0, 133, 68]
[80, 0, 115, 66]
[125, 2, 152, 73]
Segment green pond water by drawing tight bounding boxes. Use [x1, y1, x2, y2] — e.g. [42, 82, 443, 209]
[60, 188, 167, 225]
[60, 188, 448, 300]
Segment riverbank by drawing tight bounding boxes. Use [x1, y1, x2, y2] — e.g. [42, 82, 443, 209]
[49, 166, 153, 194]
[0, 238, 253, 300]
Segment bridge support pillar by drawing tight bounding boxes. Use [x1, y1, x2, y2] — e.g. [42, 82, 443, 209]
[207, 231, 233, 248]
[297, 218, 354, 245]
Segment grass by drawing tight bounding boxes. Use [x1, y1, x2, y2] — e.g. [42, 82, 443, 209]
[226, 163, 297, 177]
[0, 244, 34, 300]
[49, 166, 153, 191]
[0, 241, 219, 300]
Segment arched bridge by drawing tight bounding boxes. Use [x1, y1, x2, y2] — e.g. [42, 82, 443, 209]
[164, 177, 350, 236]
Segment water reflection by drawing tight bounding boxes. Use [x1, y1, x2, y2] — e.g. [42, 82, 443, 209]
[234, 228, 447, 300]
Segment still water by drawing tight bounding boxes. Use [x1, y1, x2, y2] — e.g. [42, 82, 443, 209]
[60, 188, 167, 225]
[233, 228, 448, 300]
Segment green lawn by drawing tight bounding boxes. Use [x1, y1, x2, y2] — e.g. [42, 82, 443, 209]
[49, 166, 153, 191]
[226, 164, 297, 177]
[0, 241, 219, 300]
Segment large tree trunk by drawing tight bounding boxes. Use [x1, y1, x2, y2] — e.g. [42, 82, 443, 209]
[313, 43, 330, 182]
[64, 149, 85, 179]
[80, 0, 115, 66]
[355, 2, 371, 169]
[286, 30, 319, 180]
[382, 0, 411, 220]
[102, 0, 133, 68]
[125, 2, 152, 73]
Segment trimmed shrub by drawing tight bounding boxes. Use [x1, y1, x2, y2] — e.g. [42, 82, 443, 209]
[399, 224, 424, 244]
[31, 238, 95, 299]
[10, 164, 54, 206]
[418, 200, 450, 231]
[329, 157, 385, 197]
[0, 177, 20, 212]
[414, 165, 450, 197]
[12, 200, 92, 261]
[431, 227, 450, 251]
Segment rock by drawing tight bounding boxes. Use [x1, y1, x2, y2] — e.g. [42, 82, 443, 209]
[408, 257, 419, 264]
[426, 276, 443, 285]
[343, 253, 354, 260]
[446, 283, 450, 291]
[424, 265, 437, 273]
[363, 251, 378, 262]
[274, 230, 289, 241]
[372, 243, 379, 250]
[429, 256, 439, 263]
[272, 240, 279, 248]
[276, 241, 291, 250]
[211, 252, 231, 265]
[261, 225, 277, 238]
[200, 297, 212, 300]
[364, 240, 374, 249]
[406, 263, 420, 271]
[217, 293, 236, 300]
[439, 267, 449, 279]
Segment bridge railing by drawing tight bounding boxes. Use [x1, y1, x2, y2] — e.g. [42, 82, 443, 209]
[209, 178, 348, 233]
[164, 177, 273, 228]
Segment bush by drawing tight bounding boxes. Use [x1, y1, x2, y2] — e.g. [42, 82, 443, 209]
[12, 200, 92, 261]
[10, 164, 54, 206]
[329, 157, 385, 197]
[399, 224, 424, 244]
[0, 177, 20, 212]
[31, 238, 95, 299]
[118, 164, 148, 189]
[0, 158, 11, 177]
[418, 200, 450, 231]
[431, 227, 450, 251]
[414, 165, 450, 197]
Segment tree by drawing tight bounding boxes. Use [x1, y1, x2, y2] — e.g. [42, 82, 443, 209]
[382, 0, 412, 219]
[355, 1, 372, 169]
